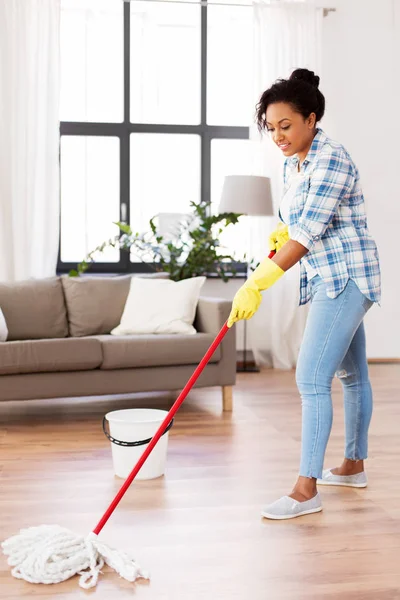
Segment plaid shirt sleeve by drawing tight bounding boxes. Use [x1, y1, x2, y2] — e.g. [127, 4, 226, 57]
[290, 149, 355, 250]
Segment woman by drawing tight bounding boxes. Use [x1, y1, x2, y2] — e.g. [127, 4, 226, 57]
[228, 68, 381, 520]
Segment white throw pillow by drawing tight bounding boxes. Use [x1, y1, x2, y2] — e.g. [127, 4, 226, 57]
[0, 308, 8, 341]
[111, 276, 206, 336]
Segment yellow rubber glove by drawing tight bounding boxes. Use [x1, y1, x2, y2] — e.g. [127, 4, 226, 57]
[227, 258, 284, 328]
[269, 222, 290, 253]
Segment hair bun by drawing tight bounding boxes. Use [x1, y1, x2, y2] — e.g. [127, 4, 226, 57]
[290, 68, 320, 89]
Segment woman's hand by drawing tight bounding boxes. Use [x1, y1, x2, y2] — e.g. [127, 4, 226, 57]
[269, 222, 290, 253]
[227, 239, 309, 328]
[227, 258, 284, 327]
[228, 286, 262, 328]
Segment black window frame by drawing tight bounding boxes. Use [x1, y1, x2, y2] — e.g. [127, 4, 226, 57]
[57, 1, 249, 275]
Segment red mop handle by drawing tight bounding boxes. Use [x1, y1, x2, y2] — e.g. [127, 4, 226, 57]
[93, 320, 230, 535]
[93, 251, 276, 536]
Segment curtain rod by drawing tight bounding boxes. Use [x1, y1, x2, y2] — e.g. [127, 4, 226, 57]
[123, 0, 336, 17]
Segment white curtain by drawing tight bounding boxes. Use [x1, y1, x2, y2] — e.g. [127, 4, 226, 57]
[247, 2, 323, 369]
[0, 0, 60, 282]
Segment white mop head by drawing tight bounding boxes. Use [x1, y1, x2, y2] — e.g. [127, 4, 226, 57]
[1, 525, 149, 589]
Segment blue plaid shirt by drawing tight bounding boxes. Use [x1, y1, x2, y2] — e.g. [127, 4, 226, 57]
[281, 128, 381, 305]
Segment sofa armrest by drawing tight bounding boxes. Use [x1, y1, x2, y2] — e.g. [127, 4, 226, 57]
[194, 297, 236, 387]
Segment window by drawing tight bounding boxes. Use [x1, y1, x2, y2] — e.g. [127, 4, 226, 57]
[130, 1, 201, 125]
[207, 4, 253, 126]
[130, 133, 201, 262]
[60, 136, 120, 263]
[60, 0, 123, 123]
[58, 0, 251, 274]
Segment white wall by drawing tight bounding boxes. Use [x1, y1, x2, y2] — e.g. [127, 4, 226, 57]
[320, 0, 400, 358]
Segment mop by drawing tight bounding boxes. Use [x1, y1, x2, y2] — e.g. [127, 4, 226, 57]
[1, 321, 231, 589]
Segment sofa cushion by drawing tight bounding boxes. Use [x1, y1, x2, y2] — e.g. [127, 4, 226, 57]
[96, 333, 221, 370]
[111, 276, 206, 336]
[0, 277, 68, 341]
[61, 273, 168, 337]
[0, 338, 103, 375]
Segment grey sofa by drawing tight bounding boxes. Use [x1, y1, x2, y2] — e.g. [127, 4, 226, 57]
[0, 275, 236, 410]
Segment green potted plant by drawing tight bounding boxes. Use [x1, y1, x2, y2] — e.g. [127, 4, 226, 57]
[69, 201, 249, 282]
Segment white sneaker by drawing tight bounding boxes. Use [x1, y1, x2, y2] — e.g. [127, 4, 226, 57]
[317, 469, 367, 488]
[261, 493, 323, 520]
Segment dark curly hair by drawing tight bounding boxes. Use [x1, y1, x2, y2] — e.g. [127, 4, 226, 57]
[255, 68, 325, 132]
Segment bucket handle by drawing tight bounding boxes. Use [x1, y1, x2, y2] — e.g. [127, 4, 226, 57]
[102, 416, 174, 447]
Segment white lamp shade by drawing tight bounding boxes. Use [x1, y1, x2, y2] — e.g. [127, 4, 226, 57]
[218, 175, 273, 216]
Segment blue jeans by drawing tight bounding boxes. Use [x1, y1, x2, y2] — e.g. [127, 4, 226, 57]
[296, 276, 374, 479]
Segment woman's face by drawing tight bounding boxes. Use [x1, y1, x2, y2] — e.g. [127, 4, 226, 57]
[265, 102, 316, 159]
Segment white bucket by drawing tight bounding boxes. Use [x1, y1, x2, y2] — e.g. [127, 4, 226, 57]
[104, 409, 171, 480]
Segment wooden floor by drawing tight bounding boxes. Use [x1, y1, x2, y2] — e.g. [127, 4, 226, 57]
[1, 364, 400, 599]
